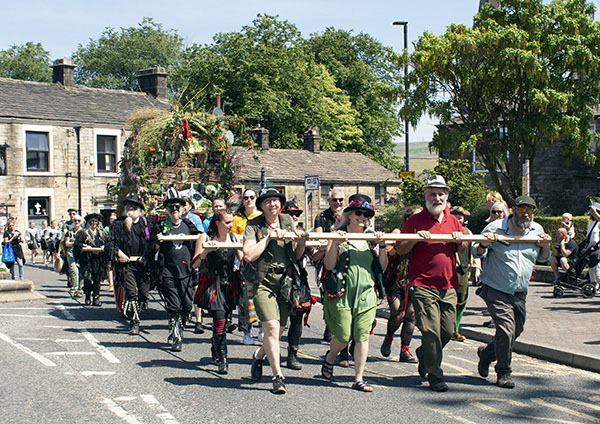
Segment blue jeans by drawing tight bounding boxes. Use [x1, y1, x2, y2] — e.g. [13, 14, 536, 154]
[9, 257, 24, 280]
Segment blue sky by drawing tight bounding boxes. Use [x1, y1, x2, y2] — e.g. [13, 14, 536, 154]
[2, 0, 598, 143]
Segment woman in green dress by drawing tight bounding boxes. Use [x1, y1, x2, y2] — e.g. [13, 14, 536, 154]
[321, 193, 387, 392]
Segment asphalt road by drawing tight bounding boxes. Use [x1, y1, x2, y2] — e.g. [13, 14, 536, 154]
[1, 265, 599, 424]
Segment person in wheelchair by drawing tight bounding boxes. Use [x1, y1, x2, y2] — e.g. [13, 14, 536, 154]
[550, 227, 578, 282]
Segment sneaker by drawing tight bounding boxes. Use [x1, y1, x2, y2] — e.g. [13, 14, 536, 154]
[415, 347, 427, 378]
[251, 351, 264, 381]
[257, 329, 264, 343]
[399, 345, 418, 363]
[427, 374, 448, 392]
[242, 333, 254, 345]
[477, 346, 490, 378]
[452, 333, 466, 342]
[380, 334, 393, 357]
[171, 338, 182, 352]
[496, 373, 515, 389]
[272, 375, 286, 394]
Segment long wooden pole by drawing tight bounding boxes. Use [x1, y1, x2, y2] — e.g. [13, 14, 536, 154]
[158, 232, 543, 249]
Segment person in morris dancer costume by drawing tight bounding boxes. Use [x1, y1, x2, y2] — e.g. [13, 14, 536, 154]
[74, 213, 108, 306]
[107, 193, 154, 335]
[155, 188, 199, 352]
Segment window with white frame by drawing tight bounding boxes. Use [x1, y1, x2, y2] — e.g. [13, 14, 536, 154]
[375, 185, 386, 206]
[26, 131, 49, 171]
[97, 135, 117, 173]
[320, 185, 332, 207]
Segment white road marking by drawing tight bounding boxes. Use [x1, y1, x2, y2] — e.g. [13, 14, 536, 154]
[53, 303, 76, 321]
[55, 339, 84, 343]
[44, 325, 72, 329]
[0, 314, 52, 318]
[45, 351, 96, 356]
[15, 338, 50, 341]
[0, 332, 57, 367]
[80, 329, 121, 364]
[140, 394, 180, 424]
[0, 307, 51, 310]
[114, 396, 137, 402]
[80, 371, 116, 376]
[102, 399, 143, 424]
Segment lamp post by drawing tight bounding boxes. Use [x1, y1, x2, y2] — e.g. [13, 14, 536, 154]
[393, 20, 409, 172]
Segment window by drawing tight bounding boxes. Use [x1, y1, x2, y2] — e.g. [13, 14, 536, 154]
[26, 131, 49, 171]
[375, 185, 386, 206]
[0, 145, 6, 176]
[28, 197, 50, 228]
[97, 135, 116, 173]
[320, 185, 332, 207]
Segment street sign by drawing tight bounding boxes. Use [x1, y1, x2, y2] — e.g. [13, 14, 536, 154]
[398, 171, 415, 178]
[305, 176, 320, 190]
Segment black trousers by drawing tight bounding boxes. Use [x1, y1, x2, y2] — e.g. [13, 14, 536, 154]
[160, 270, 194, 316]
[121, 263, 150, 305]
[287, 310, 306, 347]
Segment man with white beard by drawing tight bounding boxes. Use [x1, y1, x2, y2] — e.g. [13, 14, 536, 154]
[108, 193, 154, 335]
[473, 196, 550, 389]
[396, 175, 466, 392]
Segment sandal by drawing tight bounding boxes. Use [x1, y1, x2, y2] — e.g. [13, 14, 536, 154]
[321, 351, 334, 380]
[352, 381, 373, 392]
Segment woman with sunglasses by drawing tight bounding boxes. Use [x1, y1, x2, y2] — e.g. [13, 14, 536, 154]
[193, 209, 242, 374]
[321, 194, 387, 392]
[73, 213, 107, 306]
[488, 202, 509, 222]
[232, 188, 262, 345]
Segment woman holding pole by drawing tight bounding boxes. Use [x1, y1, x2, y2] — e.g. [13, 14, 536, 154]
[321, 193, 387, 392]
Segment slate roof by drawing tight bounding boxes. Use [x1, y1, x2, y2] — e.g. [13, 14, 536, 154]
[0, 77, 169, 127]
[233, 146, 401, 185]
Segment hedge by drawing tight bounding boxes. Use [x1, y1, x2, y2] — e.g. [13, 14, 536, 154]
[533, 216, 590, 245]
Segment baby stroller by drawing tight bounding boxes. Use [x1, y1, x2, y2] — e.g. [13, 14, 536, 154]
[552, 239, 599, 298]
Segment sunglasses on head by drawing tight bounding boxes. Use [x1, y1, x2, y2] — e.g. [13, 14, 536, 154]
[353, 210, 373, 218]
[517, 207, 535, 215]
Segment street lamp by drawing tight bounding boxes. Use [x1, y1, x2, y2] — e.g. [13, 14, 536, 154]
[393, 20, 409, 172]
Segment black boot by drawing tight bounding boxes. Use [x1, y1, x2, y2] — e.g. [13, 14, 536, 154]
[92, 295, 102, 306]
[129, 321, 140, 335]
[287, 346, 302, 370]
[210, 335, 218, 365]
[84, 292, 91, 306]
[217, 334, 228, 375]
[168, 314, 182, 352]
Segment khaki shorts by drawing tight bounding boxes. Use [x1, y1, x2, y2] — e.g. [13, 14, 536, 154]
[324, 301, 376, 344]
[254, 272, 290, 325]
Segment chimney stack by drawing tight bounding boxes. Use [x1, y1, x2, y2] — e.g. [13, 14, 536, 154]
[52, 58, 76, 87]
[303, 127, 320, 153]
[135, 67, 168, 100]
[251, 127, 270, 150]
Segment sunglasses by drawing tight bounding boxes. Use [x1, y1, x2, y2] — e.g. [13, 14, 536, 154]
[491, 210, 503, 214]
[74, 220, 82, 223]
[243, 195, 256, 200]
[331, 198, 344, 202]
[167, 205, 182, 212]
[353, 210, 373, 218]
[517, 207, 535, 215]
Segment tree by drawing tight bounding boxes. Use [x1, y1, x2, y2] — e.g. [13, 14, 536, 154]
[404, 0, 600, 204]
[0, 42, 51, 82]
[73, 17, 183, 91]
[304, 29, 404, 168]
[172, 15, 399, 166]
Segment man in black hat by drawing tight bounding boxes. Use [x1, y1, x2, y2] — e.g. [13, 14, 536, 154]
[473, 195, 551, 389]
[107, 193, 154, 335]
[155, 188, 199, 352]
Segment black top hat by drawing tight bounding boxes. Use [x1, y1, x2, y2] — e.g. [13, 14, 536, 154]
[163, 187, 185, 208]
[124, 193, 145, 210]
[84, 213, 102, 223]
[343, 193, 375, 218]
[256, 188, 286, 212]
[282, 200, 303, 216]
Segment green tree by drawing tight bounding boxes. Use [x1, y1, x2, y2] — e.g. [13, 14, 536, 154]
[73, 17, 183, 91]
[304, 29, 404, 168]
[404, 0, 600, 204]
[173, 15, 399, 165]
[0, 42, 51, 82]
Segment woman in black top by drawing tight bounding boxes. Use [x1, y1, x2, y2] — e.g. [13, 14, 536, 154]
[74, 214, 108, 306]
[194, 209, 242, 374]
[3, 219, 25, 280]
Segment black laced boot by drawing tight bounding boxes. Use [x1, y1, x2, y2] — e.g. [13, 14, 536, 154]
[287, 346, 302, 370]
[217, 334, 228, 375]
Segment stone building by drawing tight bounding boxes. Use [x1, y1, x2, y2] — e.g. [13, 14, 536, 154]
[233, 128, 401, 229]
[0, 58, 169, 228]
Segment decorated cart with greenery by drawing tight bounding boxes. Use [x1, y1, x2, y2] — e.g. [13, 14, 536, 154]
[108, 102, 257, 217]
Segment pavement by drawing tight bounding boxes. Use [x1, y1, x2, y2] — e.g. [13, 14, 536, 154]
[10, 262, 600, 375]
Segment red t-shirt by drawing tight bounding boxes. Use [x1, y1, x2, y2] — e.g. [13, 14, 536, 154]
[401, 206, 462, 290]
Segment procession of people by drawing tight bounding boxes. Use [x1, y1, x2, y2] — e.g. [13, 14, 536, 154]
[3, 175, 562, 395]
